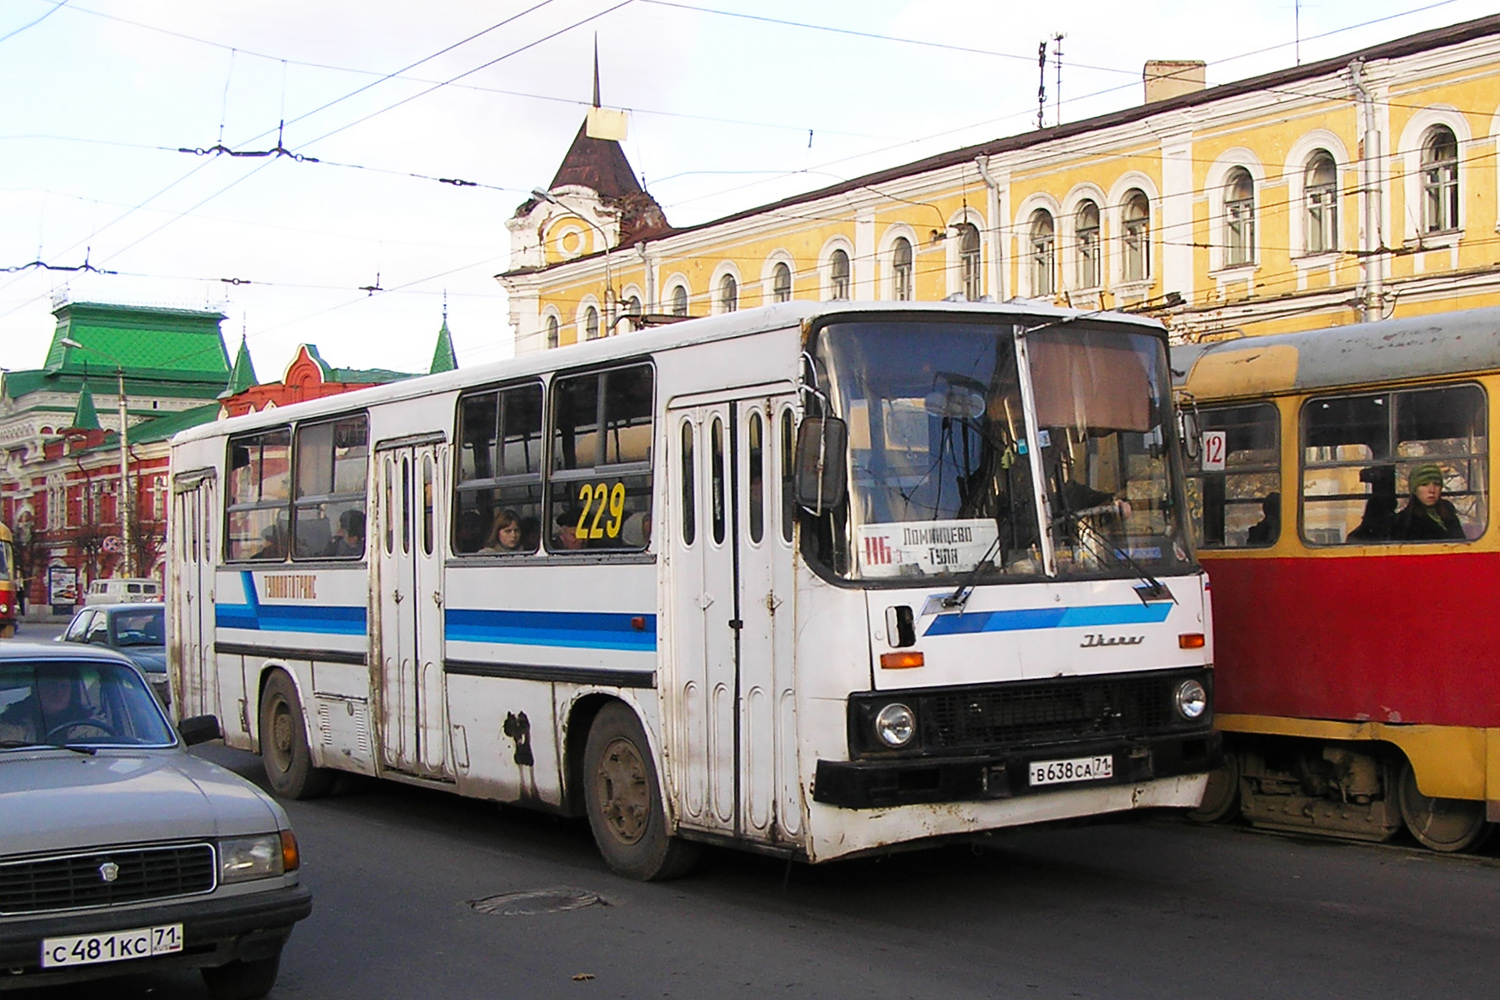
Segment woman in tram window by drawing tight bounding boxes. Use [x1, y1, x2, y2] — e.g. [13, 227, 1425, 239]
[1389, 464, 1465, 542]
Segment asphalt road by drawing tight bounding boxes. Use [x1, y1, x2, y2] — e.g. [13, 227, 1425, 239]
[10, 620, 1500, 999]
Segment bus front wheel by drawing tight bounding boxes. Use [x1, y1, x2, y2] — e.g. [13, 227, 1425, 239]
[583, 703, 699, 880]
[259, 671, 333, 800]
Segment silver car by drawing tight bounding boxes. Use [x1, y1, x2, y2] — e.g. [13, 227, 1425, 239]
[0, 643, 311, 998]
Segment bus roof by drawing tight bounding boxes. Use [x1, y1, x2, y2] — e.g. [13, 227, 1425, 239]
[1174, 306, 1500, 402]
[170, 300, 1167, 447]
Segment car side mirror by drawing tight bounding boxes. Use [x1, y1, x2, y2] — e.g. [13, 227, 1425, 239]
[793, 416, 848, 515]
[177, 715, 223, 747]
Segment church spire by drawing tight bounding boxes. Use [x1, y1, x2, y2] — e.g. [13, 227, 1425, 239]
[219, 333, 259, 399]
[429, 299, 458, 374]
[592, 33, 601, 108]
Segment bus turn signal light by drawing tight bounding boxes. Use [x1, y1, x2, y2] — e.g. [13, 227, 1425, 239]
[879, 651, 925, 669]
[1178, 633, 1206, 649]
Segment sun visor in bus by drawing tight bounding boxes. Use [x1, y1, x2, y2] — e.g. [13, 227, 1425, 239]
[1183, 344, 1299, 399]
[1028, 339, 1151, 432]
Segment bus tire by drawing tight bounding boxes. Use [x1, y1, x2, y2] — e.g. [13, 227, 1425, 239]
[1188, 749, 1241, 824]
[583, 702, 699, 881]
[259, 671, 333, 800]
[1396, 760, 1489, 853]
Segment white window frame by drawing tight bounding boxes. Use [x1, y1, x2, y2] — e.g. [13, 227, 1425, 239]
[1107, 174, 1158, 294]
[1282, 131, 1350, 266]
[945, 211, 985, 301]
[710, 262, 742, 315]
[819, 237, 855, 301]
[1206, 152, 1265, 277]
[1398, 108, 1470, 248]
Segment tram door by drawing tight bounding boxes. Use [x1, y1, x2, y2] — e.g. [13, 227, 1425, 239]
[374, 442, 450, 778]
[666, 392, 798, 844]
[171, 472, 219, 724]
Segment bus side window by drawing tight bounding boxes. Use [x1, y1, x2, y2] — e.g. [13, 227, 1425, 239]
[225, 427, 292, 561]
[680, 419, 696, 546]
[780, 408, 795, 544]
[1300, 384, 1487, 545]
[292, 414, 368, 559]
[549, 364, 654, 552]
[454, 383, 544, 555]
[1186, 403, 1279, 548]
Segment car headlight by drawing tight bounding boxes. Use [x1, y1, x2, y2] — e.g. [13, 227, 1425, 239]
[873, 703, 916, 748]
[1173, 679, 1208, 720]
[219, 831, 296, 883]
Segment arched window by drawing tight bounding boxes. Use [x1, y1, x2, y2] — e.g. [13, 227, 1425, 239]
[584, 306, 599, 340]
[1422, 126, 1459, 233]
[891, 237, 913, 300]
[626, 295, 642, 317]
[719, 273, 738, 313]
[829, 249, 851, 300]
[772, 261, 792, 302]
[671, 284, 688, 317]
[1122, 190, 1150, 282]
[1225, 168, 1255, 266]
[1029, 209, 1055, 296]
[957, 223, 982, 300]
[1075, 201, 1100, 289]
[1305, 152, 1338, 253]
[545, 314, 559, 349]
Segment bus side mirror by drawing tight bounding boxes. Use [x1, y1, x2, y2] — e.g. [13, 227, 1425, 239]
[793, 417, 848, 515]
[1178, 408, 1201, 462]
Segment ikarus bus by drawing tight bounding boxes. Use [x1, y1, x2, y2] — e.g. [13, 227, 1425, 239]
[167, 300, 1217, 880]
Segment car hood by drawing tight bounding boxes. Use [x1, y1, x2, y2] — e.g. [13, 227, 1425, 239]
[0, 749, 288, 856]
[118, 645, 167, 674]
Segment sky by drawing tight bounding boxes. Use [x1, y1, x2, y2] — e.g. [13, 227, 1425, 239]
[1, 0, 1494, 379]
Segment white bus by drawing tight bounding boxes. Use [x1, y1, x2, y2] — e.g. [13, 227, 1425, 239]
[167, 300, 1216, 879]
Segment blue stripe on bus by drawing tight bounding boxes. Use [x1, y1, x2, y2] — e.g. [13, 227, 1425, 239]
[922, 602, 1173, 636]
[445, 609, 657, 652]
[214, 571, 367, 636]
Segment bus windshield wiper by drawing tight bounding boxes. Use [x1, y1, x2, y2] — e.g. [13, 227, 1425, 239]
[942, 530, 1005, 609]
[1053, 504, 1172, 602]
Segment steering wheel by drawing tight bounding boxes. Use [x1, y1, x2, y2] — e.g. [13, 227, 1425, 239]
[45, 718, 118, 742]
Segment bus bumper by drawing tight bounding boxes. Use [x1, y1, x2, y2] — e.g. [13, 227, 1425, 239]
[811, 730, 1220, 809]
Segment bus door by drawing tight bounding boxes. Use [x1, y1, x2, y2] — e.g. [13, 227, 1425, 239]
[373, 440, 450, 779]
[667, 391, 798, 844]
[171, 470, 218, 722]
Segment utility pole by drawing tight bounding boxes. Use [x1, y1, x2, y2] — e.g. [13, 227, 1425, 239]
[1053, 33, 1065, 128]
[1036, 39, 1048, 129]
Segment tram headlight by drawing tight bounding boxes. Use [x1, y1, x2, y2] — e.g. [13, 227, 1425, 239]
[873, 703, 916, 748]
[1173, 679, 1208, 720]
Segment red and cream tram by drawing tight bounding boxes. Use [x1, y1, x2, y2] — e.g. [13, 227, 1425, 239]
[1177, 307, 1500, 851]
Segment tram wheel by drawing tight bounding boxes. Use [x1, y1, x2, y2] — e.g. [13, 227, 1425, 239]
[259, 671, 334, 800]
[1188, 749, 1241, 824]
[1396, 761, 1490, 853]
[583, 703, 699, 881]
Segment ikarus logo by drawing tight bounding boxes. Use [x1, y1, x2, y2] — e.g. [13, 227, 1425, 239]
[1080, 633, 1144, 648]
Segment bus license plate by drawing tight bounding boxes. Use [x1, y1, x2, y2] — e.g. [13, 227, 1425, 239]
[1029, 755, 1113, 787]
[41, 924, 183, 968]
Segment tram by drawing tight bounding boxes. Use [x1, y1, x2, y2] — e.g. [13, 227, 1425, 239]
[0, 521, 17, 638]
[1177, 306, 1500, 851]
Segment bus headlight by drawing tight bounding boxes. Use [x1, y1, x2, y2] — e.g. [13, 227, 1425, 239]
[874, 703, 916, 748]
[1173, 679, 1207, 720]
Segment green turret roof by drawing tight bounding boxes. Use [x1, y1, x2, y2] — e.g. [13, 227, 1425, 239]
[69, 383, 102, 432]
[44, 301, 230, 385]
[430, 317, 458, 374]
[220, 334, 259, 398]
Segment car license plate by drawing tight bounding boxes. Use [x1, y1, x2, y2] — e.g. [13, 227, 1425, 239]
[40, 924, 183, 968]
[1028, 755, 1114, 786]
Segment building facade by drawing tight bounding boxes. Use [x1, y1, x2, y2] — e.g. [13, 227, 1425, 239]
[500, 15, 1500, 350]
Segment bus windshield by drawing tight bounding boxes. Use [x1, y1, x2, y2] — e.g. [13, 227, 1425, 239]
[812, 318, 1192, 582]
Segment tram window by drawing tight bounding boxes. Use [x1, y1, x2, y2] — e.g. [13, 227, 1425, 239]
[292, 415, 368, 559]
[1301, 384, 1487, 545]
[748, 411, 765, 543]
[548, 364, 654, 552]
[225, 427, 292, 561]
[455, 382, 544, 555]
[681, 420, 696, 547]
[1186, 404, 1279, 548]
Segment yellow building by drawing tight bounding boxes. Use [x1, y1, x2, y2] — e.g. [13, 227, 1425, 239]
[500, 15, 1500, 350]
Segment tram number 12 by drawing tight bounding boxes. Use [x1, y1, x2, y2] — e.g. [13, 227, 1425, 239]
[1201, 430, 1227, 473]
[577, 482, 627, 539]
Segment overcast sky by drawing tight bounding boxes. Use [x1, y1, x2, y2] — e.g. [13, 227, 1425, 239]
[1, 0, 1492, 379]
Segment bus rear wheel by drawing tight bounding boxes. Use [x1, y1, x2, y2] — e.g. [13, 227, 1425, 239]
[1397, 761, 1489, 853]
[583, 703, 698, 880]
[259, 671, 334, 800]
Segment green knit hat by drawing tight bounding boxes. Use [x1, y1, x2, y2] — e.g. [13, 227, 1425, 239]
[1408, 463, 1444, 493]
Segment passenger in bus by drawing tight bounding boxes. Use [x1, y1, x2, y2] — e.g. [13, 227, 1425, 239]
[1246, 493, 1279, 545]
[251, 523, 286, 560]
[553, 510, 586, 550]
[519, 517, 542, 551]
[621, 511, 651, 548]
[1390, 464, 1465, 542]
[328, 509, 366, 557]
[481, 509, 524, 553]
[455, 509, 487, 553]
[1346, 464, 1397, 542]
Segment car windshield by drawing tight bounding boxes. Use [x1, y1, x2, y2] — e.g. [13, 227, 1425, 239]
[811, 317, 1193, 582]
[111, 607, 165, 647]
[0, 661, 176, 749]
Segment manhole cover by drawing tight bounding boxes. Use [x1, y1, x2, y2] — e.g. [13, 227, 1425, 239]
[468, 888, 607, 916]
